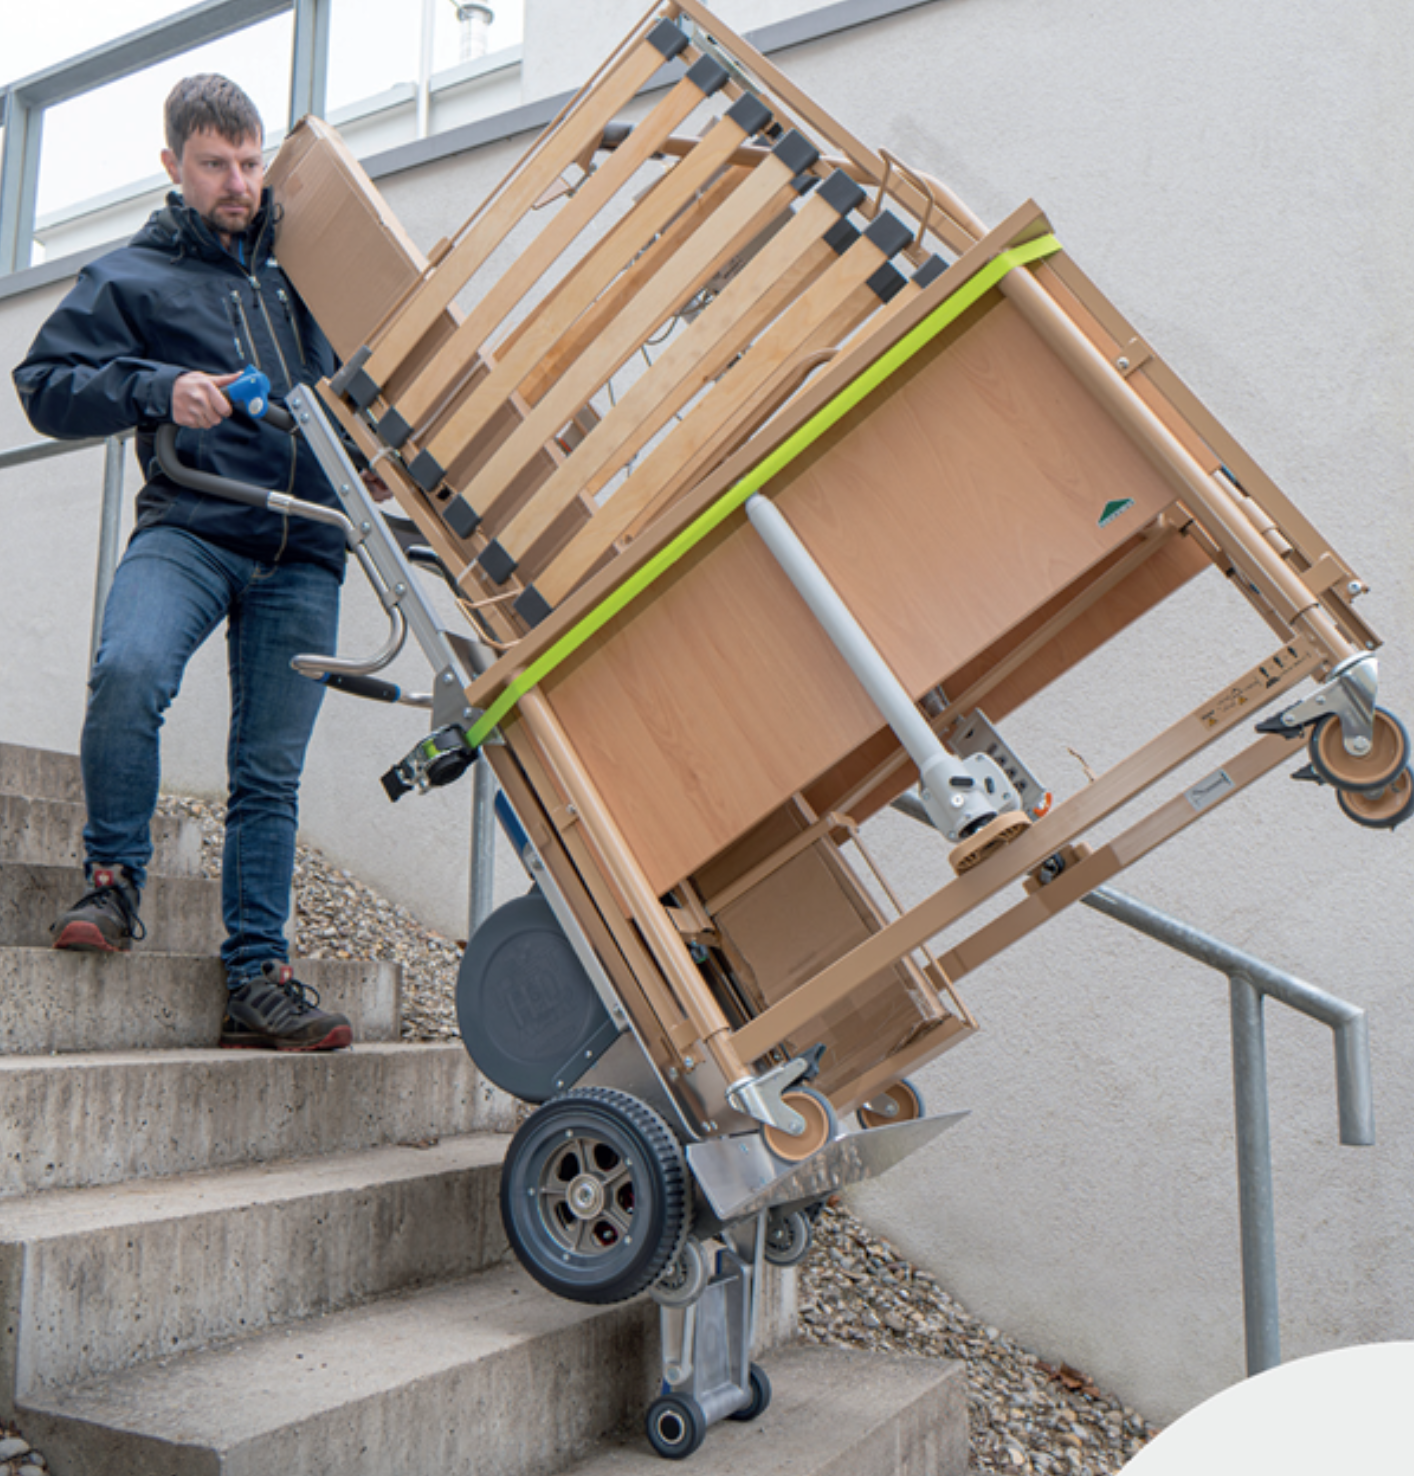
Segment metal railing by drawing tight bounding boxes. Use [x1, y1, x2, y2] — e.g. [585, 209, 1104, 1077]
[1080, 883, 1373, 1377]
[891, 792, 1374, 1379]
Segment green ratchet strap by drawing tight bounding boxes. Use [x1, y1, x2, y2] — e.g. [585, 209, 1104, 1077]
[465, 231, 1063, 749]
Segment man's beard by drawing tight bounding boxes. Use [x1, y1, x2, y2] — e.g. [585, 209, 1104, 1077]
[204, 199, 257, 239]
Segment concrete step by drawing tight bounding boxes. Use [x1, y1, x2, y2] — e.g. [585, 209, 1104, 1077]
[0, 860, 222, 952]
[0, 1042, 517, 1198]
[21, 1260, 658, 1476]
[0, 743, 83, 805]
[19, 1318, 961, 1476]
[567, 1346, 969, 1476]
[0, 792, 203, 878]
[0, 1135, 511, 1412]
[0, 946, 401, 1053]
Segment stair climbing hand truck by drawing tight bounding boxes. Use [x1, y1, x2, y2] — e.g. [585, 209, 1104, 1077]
[158, 0, 1407, 1457]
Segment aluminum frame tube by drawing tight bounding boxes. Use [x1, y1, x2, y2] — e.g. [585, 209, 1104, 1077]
[470, 758, 498, 935]
[88, 436, 127, 670]
[744, 493, 993, 837]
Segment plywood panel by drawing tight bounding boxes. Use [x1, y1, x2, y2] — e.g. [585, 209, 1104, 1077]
[774, 298, 1181, 695]
[542, 294, 1188, 893]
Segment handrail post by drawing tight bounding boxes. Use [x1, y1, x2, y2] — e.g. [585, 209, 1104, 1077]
[1229, 971, 1281, 1375]
[88, 435, 127, 670]
[469, 757, 497, 937]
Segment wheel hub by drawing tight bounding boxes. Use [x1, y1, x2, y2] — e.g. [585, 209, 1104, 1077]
[568, 1173, 606, 1219]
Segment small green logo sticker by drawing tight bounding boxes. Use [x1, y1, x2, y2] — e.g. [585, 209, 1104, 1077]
[1098, 497, 1135, 527]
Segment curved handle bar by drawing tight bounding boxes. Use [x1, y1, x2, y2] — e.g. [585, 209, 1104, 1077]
[154, 421, 410, 681]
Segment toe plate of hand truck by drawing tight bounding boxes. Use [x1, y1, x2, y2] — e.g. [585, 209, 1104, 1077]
[686, 1110, 968, 1223]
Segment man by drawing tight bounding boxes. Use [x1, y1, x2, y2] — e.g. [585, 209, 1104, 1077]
[14, 75, 361, 1051]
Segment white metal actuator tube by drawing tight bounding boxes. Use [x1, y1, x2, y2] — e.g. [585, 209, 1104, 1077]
[744, 493, 999, 838]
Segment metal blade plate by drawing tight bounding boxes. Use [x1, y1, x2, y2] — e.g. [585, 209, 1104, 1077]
[686, 1110, 969, 1222]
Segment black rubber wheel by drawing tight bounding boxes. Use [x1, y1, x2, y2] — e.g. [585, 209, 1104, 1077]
[1336, 767, 1414, 830]
[1308, 708, 1410, 793]
[727, 1363, 773, 1423]
[500, 1087, 689, 1305]
[763, 1206, 814, 1267]
[646, 1393, 707, 1459]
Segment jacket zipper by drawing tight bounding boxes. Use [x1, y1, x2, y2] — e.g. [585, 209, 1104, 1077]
[223, 297, 247, 367]
[250, 275, 294, 391]
[230, 289, 264, 374]
[276, 288, 308, 368]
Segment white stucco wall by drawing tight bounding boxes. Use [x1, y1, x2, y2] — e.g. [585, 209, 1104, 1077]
[2, 0, 1411, 1426]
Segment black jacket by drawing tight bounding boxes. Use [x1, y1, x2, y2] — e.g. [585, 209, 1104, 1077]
[13, 191, 346, 577]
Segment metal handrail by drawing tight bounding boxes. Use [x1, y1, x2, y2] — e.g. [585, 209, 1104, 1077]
[0, 433, 109, 468]
[1079, 883, 1373, 1378]
[890, 792, 1374, 1380]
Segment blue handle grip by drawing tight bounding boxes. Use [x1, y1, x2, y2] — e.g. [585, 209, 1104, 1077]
[227, 365, 271, 419]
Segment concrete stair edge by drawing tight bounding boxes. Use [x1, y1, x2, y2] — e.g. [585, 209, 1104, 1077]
[0, 744, 83, 806]
[0, 861, 222, 953]
[21, 1264, 658, 1476]
[0, 947, 403, 1053]
[0, 1042, 520, 1198]
[21, 1318, 966, 1476]
[0, 1134, 512, 1407]
[0, 792, 203, 879]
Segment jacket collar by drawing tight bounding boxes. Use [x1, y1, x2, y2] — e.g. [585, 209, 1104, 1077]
[136, 188, 278, 269]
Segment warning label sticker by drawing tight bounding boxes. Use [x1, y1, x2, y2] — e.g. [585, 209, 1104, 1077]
[1198, 646, 1306, 729]
[1186, 769, 1236, 813]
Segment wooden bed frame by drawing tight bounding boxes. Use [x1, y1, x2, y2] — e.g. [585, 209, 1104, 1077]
[269, 0, 1393, 1148]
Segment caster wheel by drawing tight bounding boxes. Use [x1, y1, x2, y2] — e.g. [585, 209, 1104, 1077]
[762, 1085, 837, 1163]
[764, 1207, 814, 1267]
[646, 1393, 707, 1459]
[856, 1077, 926, 1131]
[1309, 708, 1410, 792]
[500, 1087, 689, 1305]
[950, 810, 1031, 874]
[1336, 768, 1414, 830]
[728, 1363, 773, 1422]
[651, 1236, 712, 1308]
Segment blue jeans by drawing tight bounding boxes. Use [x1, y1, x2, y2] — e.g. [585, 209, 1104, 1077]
[82, 525, 340, 984]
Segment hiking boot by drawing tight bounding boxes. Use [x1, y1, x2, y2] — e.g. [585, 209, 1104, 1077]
[51, 864, 145, 952]
[220, 962, 353, 1052]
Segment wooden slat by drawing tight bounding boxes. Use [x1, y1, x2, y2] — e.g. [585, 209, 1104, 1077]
[385, 62, 723, 436]
[417, 121, 761, 476]
[532, 239, 905, 606]
[490, 182, 858, 572]
[614, 262, 932, 546]
[361, 25, 682, 395]
[436, 149, 810, 524]
[614, 268, 926, 546]
[510, 165, 750, 405]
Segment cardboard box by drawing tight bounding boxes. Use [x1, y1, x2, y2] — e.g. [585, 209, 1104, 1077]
[267, 116, 459, 385]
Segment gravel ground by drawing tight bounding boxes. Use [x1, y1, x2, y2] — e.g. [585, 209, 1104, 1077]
[152, 795, 1162, 1472]
[800, 1203, 1160, 1473]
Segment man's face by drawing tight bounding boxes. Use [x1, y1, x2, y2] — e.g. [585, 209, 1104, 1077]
[161, 128, 265, 243]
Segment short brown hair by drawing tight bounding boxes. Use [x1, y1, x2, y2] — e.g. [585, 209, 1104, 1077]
[164, 74, 264, 156]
